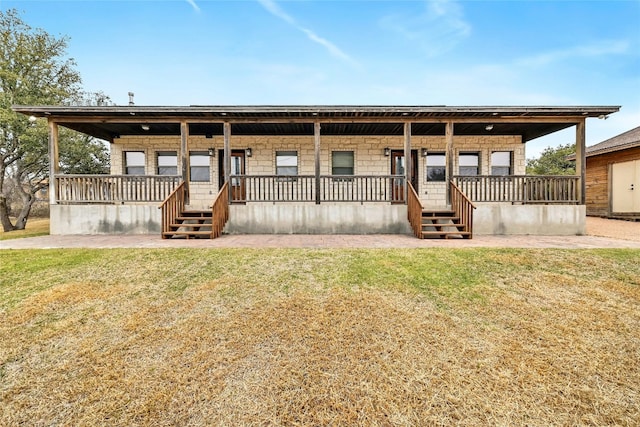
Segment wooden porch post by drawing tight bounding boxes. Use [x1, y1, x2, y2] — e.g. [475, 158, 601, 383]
[576, 119, 586, 205]
[224, 122, 231, 201]
[404, 122, 411, 202]
[314, 122, 321, 205]
[48, 120, 59, 205]
[445, 121, 454, 205]
[180, 121, 189, 204]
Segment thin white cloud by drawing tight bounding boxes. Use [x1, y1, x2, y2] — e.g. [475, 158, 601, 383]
[256, 0, 356, 65]
[380, 0, 471, 57]
[186, 0, 200, 13]
[517, 40, 630, 67]
[257, 0, 295, 25]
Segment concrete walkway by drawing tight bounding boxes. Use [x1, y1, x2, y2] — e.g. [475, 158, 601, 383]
[2, 233, 640, 249]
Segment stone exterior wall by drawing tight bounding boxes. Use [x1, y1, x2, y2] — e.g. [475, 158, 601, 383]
[111, 134, 524, 208]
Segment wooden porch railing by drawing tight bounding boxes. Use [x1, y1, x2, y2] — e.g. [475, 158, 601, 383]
[55, 174, 181, 203]
[320, 175, 405, 203]
[407, 182, 423, 238]
[453, 175, 580, 204]
[230, 175, 406, 203]
[159, 182, 186, 239]
[210, 182, 229, 238]
[450, 180, 476, 237]
[235, 175, 316, 202]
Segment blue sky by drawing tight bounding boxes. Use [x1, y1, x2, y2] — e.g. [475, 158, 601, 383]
[2, 0, 639, 157]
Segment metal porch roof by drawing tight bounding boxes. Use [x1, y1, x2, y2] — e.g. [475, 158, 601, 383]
[12, 105, 620, 143]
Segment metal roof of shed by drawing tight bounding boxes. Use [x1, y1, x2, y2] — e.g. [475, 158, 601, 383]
[584, 126, 640, 157]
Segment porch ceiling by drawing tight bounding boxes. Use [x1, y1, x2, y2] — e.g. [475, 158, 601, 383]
[13, 105, 620, 143]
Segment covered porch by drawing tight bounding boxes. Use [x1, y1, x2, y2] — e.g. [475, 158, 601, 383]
[14, 105, 620, 237]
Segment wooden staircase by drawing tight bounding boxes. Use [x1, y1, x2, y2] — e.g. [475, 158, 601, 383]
[407, 181, 475, 240]
[162, 209, 213, 239]
[159, 182, 230, 240]
[420, 210, 471, 239]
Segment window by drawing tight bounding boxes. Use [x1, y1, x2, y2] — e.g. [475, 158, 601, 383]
[276, 151, 298, 176]
[124, 151, 145, 175]
[157, 151, 178, 175]
[491, 151, 512, 176]
[426, 152, 446, 182]
[459, 153, 479, 176]
[190, 151, 210, 182]
[332, 151, 354, 175]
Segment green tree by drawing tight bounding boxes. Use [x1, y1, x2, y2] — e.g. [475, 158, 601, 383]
[526, 143, 576, 175]
[59, 129, 110, 175]
[0, 9, 109, 231]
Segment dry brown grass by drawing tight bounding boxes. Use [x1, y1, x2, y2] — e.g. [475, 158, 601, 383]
[1, 249, 639, 426]
[0, 217, 49, 240]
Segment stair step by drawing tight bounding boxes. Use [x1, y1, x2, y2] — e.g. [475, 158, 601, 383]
[421, 231, 472, 239]
[163, 231, 212, 239]
[180, 210, 213, 217]
[422, 210, 455, 216]
[175, 216, 212, 222]
[422, 216, 460, 222]
[170, 223, 212, 229]
[422, 224, 465, 231]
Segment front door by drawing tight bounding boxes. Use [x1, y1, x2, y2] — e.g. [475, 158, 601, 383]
[218, 149, 246, 201]
[612, 160, 640, 213]
[390, 150, 418, 202]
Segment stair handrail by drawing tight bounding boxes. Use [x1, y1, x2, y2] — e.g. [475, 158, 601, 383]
[159, 181, 186, 239]
[210, 182, 230, 238]
[407, 183, 424, 238]
[450, 180, 476, 238]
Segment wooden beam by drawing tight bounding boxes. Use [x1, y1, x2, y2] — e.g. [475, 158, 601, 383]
[404, 122, 411, 202]
[314, 122, 321, 205]
[576, 119, 586, 204]
[180, 121, 189, 204]
[44, 116, 588, 125]
[224, 122, 231, 201]
[48, 120, 59, 205]
[445, 121, 454, 205]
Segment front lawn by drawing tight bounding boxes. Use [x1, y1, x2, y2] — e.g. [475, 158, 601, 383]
[0, 217, 49, 240]
[1, 248, 638, 425]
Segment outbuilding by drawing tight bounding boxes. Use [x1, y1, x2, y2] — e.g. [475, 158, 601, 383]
[583, 126, 640, 219]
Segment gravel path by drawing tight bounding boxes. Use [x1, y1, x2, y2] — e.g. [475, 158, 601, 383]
[586, 217, 640, 242]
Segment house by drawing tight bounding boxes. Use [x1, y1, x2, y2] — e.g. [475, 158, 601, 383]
[581, 126, 640, 219]
[12, 105, 620, 238]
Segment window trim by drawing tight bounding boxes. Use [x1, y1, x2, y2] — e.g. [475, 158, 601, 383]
[156, 151, 178, 176]
[189, 151, 210, 182]
[276, 150, 298, 181]
[331, 151, 355, 180]
[490, 151, 512, 176]
[425, 152, 446, 182]
[458, 152, 480, 176]
[124, 151, 145, 175]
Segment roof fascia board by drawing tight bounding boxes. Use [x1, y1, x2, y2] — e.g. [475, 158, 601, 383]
[585, 142, 640, 158]
[47, 115, 590, 125]
[12, 105, 621, 117]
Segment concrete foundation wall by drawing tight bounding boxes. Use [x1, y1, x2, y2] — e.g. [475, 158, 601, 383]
[50, 204, 161, 235]
[227, 203, 412, 234]
[473, 204, 586, 235]
[50, 202, 585, 236]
